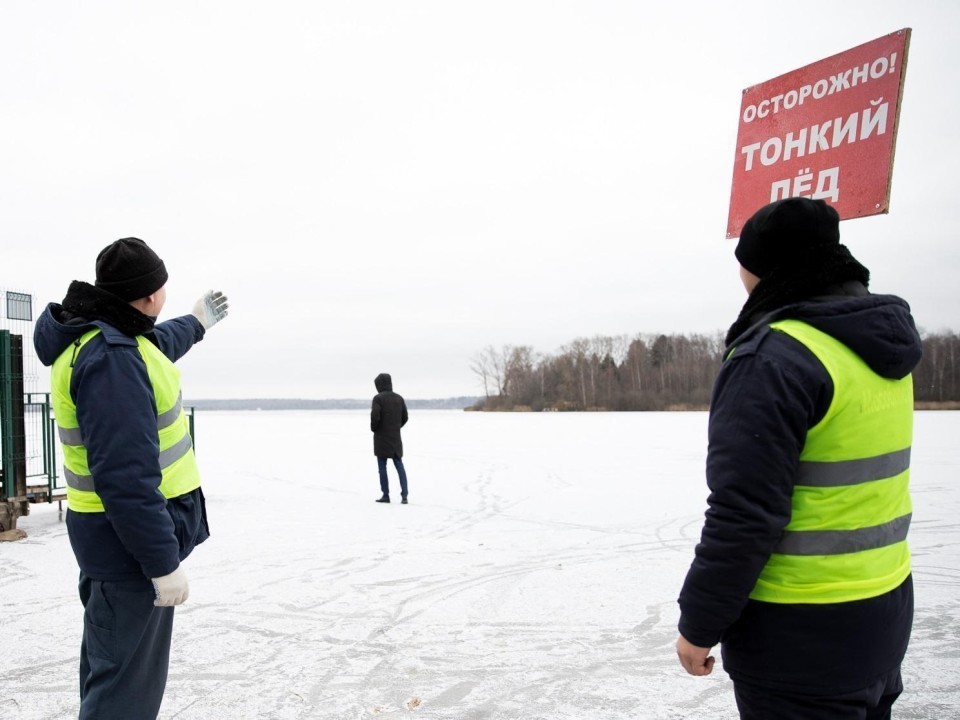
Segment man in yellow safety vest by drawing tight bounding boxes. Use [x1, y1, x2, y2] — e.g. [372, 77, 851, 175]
[676, 198, 920, 719]
[34, 237, 229, 720]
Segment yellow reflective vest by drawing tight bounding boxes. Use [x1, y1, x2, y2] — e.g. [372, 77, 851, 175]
[52, 328, 202, 513]
[749, 319, 913, 604]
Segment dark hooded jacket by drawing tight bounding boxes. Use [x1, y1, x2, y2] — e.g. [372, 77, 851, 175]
[371, 373, 408, 458]
[678, 284, 921, 694]
[33, 281, 209, 581]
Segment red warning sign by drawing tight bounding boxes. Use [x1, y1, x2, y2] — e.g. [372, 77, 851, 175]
[726, 29, 911, 238]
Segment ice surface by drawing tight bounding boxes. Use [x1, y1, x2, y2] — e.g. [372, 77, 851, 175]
[2, 410, 958, 719]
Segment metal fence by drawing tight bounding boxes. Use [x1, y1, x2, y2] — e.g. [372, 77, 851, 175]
[1, 331, 62, 507]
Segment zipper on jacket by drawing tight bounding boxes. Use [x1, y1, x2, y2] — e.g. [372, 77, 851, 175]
[69, 339, 82, 368]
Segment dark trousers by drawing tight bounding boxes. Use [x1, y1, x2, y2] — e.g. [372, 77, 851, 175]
[733, 668, 903, 720]
[78, 572, 174, 720]
[378, 456, 408, 498]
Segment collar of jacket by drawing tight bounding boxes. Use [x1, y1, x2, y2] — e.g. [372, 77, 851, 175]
[59, 280, 156, 337]
[726, 249, 870, 347]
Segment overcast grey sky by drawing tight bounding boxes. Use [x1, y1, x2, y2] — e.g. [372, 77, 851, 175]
[3, 1, 958, 399]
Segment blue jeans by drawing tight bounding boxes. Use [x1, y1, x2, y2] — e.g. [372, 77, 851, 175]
[78, 572, 174, 720]
[378, 456, 408, 498]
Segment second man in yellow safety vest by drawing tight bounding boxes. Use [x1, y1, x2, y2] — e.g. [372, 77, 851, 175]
[675, 198, 921, 719]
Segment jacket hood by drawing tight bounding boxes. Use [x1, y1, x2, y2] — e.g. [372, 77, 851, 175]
[375, 373, 393, 392]
[33, 305, 88, 367]
[33, 281, 155, 366]
[769, 293, 922, 380]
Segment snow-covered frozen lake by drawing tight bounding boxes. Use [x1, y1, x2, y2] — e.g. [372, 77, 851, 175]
[3, 410, 959, 719]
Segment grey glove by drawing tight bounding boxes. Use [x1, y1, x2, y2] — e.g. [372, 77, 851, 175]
[192, 290, 229, 330]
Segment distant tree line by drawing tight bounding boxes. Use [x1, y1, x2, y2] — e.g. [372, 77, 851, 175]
[470, 330, 960, 411]
[470, 333, 725, 411]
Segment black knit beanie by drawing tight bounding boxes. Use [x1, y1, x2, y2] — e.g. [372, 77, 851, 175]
[726, 197, 871, 346]
[95, 237, 168, 301]
[735, 197, 841, 279]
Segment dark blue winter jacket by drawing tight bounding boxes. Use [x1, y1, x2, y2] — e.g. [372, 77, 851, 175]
[34, 282, 210, 581]
[678, 287, 921, 693]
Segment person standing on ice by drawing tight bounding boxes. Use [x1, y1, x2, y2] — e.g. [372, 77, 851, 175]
[371, 372, 409, 504]
[33, 237, 229, 720]
[675, 197, 920, 718]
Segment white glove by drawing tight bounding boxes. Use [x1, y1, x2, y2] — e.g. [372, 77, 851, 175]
[151, 565, 190, 606]
[192, 290, 229, 330]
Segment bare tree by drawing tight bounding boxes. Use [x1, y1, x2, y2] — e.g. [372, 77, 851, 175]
[470, 350, 493, 398]
[505, 345, 536, 404]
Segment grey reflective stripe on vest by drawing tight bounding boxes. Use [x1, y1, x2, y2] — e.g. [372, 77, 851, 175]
[157, 393, 184, 430]
[159, 433, 193, 468]
[62, 431, 193, 494]
[64, 466, 95, 492]
[58, 425, 83, 445]
[58, 394, 182, 445]
[796, 447, 911, 488]
[775, 513, 912, 556]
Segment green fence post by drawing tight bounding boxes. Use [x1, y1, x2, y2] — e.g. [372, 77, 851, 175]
[41, 393, 56, 495]
[1, 330, 13, 500]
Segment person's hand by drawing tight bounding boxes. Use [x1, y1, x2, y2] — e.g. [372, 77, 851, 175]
[676, 634, 715, 676]
[151, 566, 190, 606]
[192, 290, 229, 330]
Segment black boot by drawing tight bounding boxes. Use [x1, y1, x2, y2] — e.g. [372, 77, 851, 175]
[401, 497, 408, 504]
[376, 495, 390, 503]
